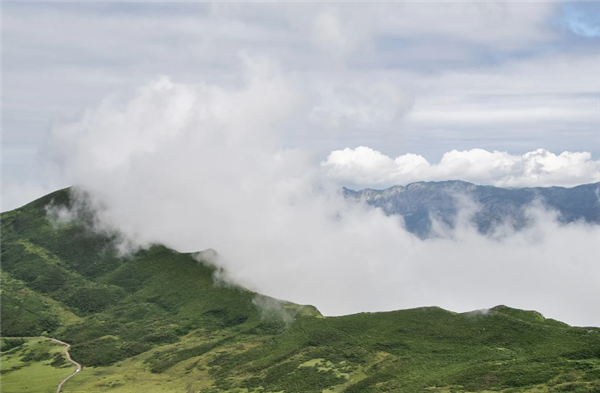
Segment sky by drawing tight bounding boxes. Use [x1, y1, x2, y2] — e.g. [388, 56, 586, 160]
[2, 1, 600, 326]
[3, 1, 600, 209]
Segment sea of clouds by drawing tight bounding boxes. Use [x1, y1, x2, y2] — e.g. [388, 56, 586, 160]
[38, 58, 600, 327]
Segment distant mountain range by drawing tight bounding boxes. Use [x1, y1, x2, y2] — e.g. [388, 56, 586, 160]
[344, 181, 600, 237]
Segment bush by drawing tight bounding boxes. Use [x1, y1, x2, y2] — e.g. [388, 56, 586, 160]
[70, 337, 128, 367]
[65, 286, 125, 314]
[50, 352, 67, 367]
[30, 266, 67, 293]
[21, 348, 52, 362]
[307, 330, 342, 346]
[1, 338, 26, 352]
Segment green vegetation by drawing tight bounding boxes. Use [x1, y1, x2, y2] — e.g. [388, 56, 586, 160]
[0, 337, 77, 393]
[1, 188, 599, 392]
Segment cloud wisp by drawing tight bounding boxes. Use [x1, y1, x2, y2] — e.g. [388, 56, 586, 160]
[36, 61, 600, 328]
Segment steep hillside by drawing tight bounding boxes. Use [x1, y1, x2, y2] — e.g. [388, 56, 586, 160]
[344, 181, 600, 237]
[1, 188, 600, 393]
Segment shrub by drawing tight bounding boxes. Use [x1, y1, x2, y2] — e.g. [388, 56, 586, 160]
[1, 338, 26, 352]
[65, 286, 125, 314]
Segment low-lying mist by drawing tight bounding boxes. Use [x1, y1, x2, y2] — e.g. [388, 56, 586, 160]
[41, 60, 600, 327]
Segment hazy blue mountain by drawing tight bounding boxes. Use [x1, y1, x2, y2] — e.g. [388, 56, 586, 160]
[344, 181, 600, 237]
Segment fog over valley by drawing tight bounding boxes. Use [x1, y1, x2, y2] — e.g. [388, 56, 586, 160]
[40, 73, 600, 327]
[3, 2, 600, 328]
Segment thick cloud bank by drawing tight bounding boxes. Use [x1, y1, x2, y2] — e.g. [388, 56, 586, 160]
[323, 146, 600, 189]
[40, 67, 600, 327]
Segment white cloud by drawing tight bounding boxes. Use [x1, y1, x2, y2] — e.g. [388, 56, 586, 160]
[310, 83, 414, 129]
[375, 2, 556, 50]
[39, 70, 600, 327]
[3, 3, 598, 200]
[323, 146, 600, 188]
[2, 2, 599, 327]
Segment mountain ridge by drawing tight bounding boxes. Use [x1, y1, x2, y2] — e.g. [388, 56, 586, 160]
[344, 180, 600, 237]
[1, 187, 600, 392]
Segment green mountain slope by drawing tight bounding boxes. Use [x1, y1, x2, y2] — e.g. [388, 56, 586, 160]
[1, 188, 599, 393]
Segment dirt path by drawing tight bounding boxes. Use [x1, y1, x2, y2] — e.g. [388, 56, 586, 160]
[0, 336, 82, 393]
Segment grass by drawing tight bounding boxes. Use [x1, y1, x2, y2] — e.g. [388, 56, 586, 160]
[1, 187, 600, 392]
[0, 338, 77, 393]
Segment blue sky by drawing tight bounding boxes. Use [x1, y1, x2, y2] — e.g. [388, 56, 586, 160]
[560, 1, 600, 37]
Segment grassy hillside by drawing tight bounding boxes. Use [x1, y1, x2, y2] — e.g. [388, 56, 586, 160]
[0, 337, 78, 393]
[1, 188, 599, 392]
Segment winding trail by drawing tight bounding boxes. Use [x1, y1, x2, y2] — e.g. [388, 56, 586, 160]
[0, 336, 82, 393]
